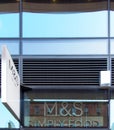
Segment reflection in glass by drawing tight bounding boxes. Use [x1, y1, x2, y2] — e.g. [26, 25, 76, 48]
[24, 90, 108, 128]
[0, 99, 19, 128]
[0, 41, 19, 55]
[23, 39, 108, 55]
[0, 0, 109, 37]
[110, 100, 114, 130]
[0, 13, 19, 37]
[0, 0, 19, 13]
[23, 0, 108, 12]
[110, 40, 114, 54]
[24, 101, 107, 128]
[0, 1, 19, 37]
[22, 0, 108, 37]
[110, 0, 114, 37]
[23, 11, 108, 38]
[111, 11, 114, 37]
[110, 90, 114, 130]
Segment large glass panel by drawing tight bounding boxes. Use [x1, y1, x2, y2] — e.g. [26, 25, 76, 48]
[23, 89, 108, 128]
[111, 12, 114, 37]
[110, 90, 114, 130]
[0, 1, 19, 37]
[23, 39, 108, 55]
[111, 1, 114, 37]
[0, 41, 19, 55]
[0, 99, 19, 128]
[23, 0, 108, 38]
[111, 39, 114, 54]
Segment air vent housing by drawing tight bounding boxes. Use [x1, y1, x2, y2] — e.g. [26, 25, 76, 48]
[100, 70, 111, 88]
[23, 58, 107, 87]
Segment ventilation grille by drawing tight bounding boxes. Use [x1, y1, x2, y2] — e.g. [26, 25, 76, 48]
[111, 59, 114, 86]
[23, 58, 107, 86]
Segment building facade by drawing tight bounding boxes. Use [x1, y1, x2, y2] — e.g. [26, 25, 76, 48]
[0, 0, 114, 130]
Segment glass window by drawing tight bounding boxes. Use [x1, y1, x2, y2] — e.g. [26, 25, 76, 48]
[110, 90, 114, 130]
[0, 99, 19, 128]
[111, 11, 114, 37]
[111, 1, 114, 37]
[23, 89, 108, 128]
[0, 41, 19, 55]
[0, 1, 19, 37]
[111, 39, 114, 54]
[23, 11, 108, 38]
[110, 100, 114, 130]
[22, 0, 108, 38]
[23, 39, 108, 55]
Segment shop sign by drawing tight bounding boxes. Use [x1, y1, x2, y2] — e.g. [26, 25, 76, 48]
[25, 102, 105, 127]
[1, 45, 20, 121]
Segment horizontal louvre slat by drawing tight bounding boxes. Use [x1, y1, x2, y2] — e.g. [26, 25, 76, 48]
[23, 58, 107, 86]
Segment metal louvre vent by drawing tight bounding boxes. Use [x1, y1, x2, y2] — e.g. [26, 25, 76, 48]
[23, 58, 107, 86]
[111, 59, 114, 85]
